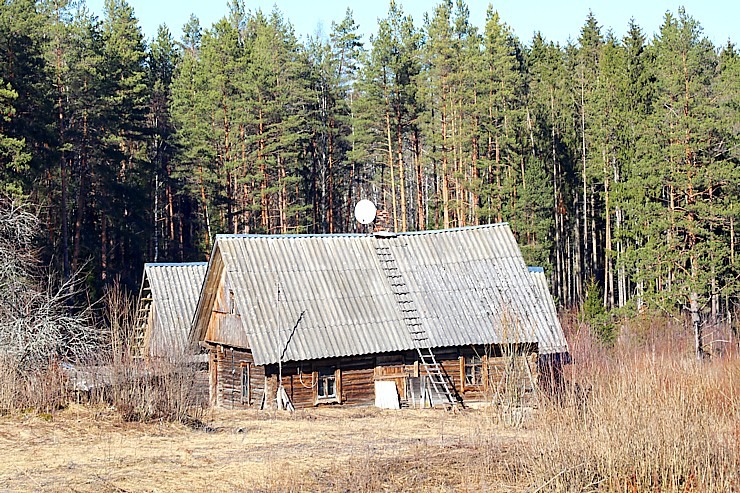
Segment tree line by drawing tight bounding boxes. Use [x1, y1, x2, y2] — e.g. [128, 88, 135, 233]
[1, 0, 738, 336]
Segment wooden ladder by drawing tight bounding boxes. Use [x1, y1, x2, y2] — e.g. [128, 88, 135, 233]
[132, 284, 152, 358]
[375, 241, 460, 407]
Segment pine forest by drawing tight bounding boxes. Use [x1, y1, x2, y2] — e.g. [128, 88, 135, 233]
[1, 0, 739, 334]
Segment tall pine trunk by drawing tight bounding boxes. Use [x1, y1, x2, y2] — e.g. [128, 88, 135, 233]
[396, 111, 406, 232]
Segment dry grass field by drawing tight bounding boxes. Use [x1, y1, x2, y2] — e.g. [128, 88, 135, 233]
[0, 405, 529, 492]
[0, 320, 738, 492]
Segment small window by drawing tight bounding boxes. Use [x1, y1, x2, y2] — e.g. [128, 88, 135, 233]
[229, 289, 238, 315]
[316, 368, 337, 400]
[464, 356, 483, 388]
[241, 364, 250, 404]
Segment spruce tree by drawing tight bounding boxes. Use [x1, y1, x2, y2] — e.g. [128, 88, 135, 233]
[147, 24, 181, 260]
[97, 0, 150, 285]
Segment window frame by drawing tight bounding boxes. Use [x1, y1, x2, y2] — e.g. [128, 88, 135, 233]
[313, 367, 341, 404]
[240, 362, 251, 405]
[460, 354, 485, 391]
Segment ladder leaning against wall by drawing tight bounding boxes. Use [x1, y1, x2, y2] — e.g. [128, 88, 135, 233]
[374, 240, 461, 407]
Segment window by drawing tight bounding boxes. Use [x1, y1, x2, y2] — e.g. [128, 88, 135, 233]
[316, 368, 337, 400]
[464, 355, 483, 388]
[229, 289, 238, 315]
[241, 364, 250, 404]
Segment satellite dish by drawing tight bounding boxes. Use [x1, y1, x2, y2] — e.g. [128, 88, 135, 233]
[354, 200, 377, 225]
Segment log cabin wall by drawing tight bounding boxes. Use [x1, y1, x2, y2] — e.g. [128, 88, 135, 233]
[273, 357, 377, 408]
[188, 363, 210, 406]
[253, 346, 538, 410]
[457, 346, 539, 404]
[210, 345, 265, 409]
[208, 345, 538, 410]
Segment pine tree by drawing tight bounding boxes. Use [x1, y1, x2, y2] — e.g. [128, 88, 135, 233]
[171, 14, 219, 251]
[645, 9, 731, 357]
[63, 7, 108, 276]
[147, 24, 181, 261]
[0, 0, 54, 193]
[0, 80, 31, 195]
[476, 7, 526, 229]
[361, 0, 420, 231]
[715, 43, 740, 327]
[329, 9, 364, 232]
[305, 8, 363, 233]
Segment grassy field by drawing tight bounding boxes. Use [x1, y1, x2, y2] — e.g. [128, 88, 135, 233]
[0, 321, 738, 492]
[0, 405, 530, 492]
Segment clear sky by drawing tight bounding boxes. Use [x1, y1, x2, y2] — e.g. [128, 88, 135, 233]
[85, 0, 737, 48]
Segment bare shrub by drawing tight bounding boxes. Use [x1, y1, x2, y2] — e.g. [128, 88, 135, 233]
[99, 281, 207, 424]
[0, 197, 206, 422]
[0, 198, 99, 369]
[103, 357, 207, 424]
[0, 197, 99, 413]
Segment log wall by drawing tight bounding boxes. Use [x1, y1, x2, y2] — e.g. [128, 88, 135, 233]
[210, 345, 265, 409]
[209, 344, 539, 410]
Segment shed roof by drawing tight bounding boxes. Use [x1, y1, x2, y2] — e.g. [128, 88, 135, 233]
[191, 224, 567, 365]
[140, 262, 207, 358]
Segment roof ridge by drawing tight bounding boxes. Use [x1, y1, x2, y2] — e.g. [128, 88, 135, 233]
[145, 262, 208, 267]
[214, 222, 510, 241]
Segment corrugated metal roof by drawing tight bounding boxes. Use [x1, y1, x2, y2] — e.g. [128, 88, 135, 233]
[197, 224, 567, 365]
[528, 267, 569, 354]
[143, 262, 207, 358]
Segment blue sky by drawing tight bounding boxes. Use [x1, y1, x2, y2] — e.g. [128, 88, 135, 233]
[85, 0, 737, 47]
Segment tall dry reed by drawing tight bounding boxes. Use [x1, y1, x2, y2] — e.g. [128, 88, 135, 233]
[524, 316, 738, 492]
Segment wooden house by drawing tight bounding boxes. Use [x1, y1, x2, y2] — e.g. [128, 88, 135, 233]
[189, 224, 569, 410]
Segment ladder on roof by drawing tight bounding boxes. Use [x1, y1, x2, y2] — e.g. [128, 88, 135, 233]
[375, 242, 461, 408]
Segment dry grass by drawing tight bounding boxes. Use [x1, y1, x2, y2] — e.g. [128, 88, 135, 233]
[0, 405, 527, 492]
[0, 316, 737, 492]
[523, 317, 739, 492]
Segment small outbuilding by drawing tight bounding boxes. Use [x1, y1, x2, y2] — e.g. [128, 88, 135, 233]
[134, 262, 209, 403]
[135, 262, 208, 360]
[189, 223, 569, 410]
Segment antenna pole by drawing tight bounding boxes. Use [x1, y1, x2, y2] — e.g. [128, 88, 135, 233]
[277, 308, 306, 411]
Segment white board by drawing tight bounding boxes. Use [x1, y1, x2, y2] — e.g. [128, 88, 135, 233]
[374, 380, 400, 409]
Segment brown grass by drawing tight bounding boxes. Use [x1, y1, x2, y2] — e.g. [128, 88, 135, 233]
[523, 321, 739, 492]
[0, 360, 69, 414]
[0, 316, 737, 492]
[0, 405, 526, 492]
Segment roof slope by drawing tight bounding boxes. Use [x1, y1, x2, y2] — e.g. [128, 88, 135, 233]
[527, 267, 568, 354]
[142, 262, 207, 358]
[193, 224, 566, 365]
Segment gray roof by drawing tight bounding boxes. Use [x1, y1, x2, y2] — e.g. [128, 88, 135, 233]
[528, 267, 568, 354]
[193, 224, 567, 365]
[142, 262, 207, 358]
